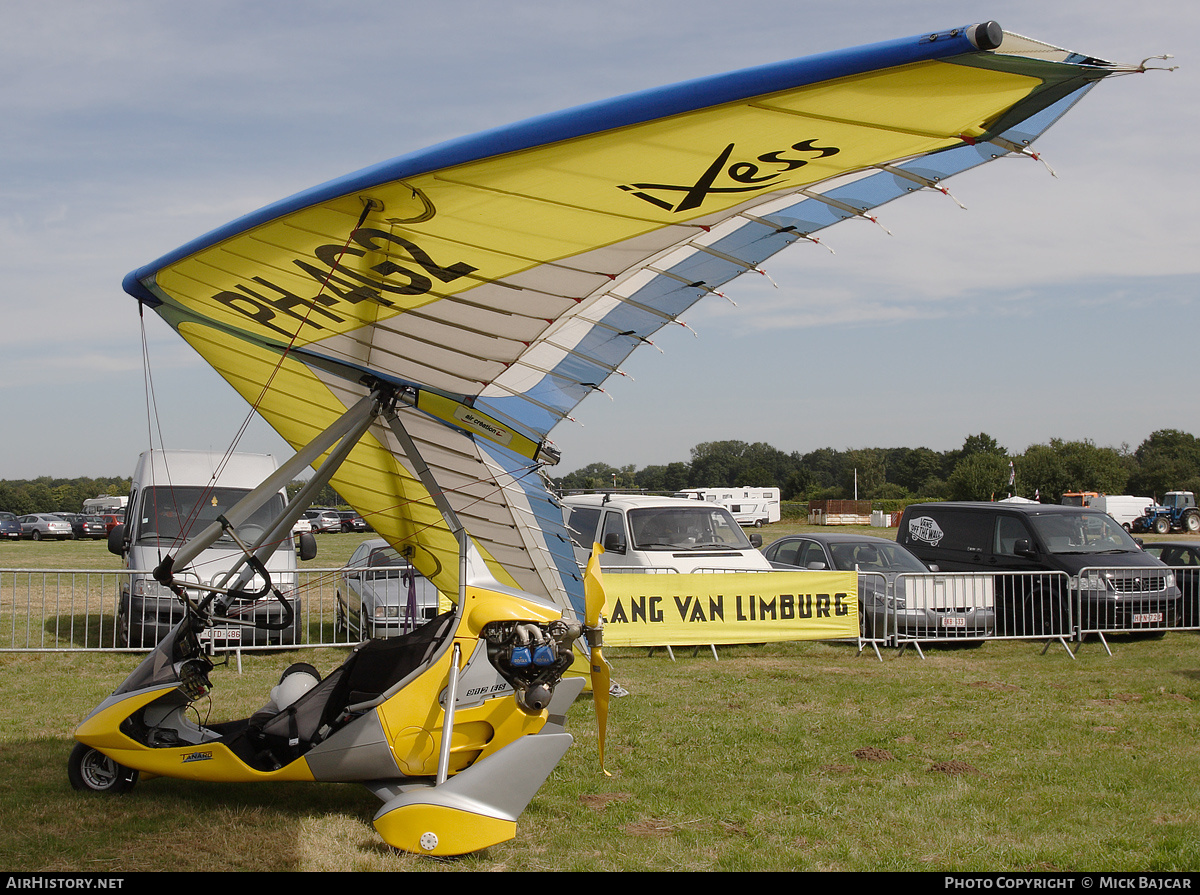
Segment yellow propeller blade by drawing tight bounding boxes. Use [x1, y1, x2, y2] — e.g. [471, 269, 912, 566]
[584, 544, 611, 776]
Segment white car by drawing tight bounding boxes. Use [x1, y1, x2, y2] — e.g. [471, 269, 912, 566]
[19, 514, 73, 541]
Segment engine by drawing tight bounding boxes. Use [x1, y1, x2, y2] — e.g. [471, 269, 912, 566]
[482, 618, 581, 712]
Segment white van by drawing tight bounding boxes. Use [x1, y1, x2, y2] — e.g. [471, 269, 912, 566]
[559, 493, 773, 573]
[108, 450, 314, 648]
[1085, 495, 1153, 532]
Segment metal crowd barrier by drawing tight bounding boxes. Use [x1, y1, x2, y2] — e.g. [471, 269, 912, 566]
[3, 564, 1195, 656]
[1073, 564, 1189, 655]
[0, 567, 352, 652]
[883, 570, 1071, 658]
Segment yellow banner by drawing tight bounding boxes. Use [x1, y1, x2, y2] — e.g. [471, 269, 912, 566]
[601, 571, 858, 647]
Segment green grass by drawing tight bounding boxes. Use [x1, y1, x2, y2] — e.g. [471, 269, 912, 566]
[4, 523, 1200, 871]
[3, 634, 1200, 871]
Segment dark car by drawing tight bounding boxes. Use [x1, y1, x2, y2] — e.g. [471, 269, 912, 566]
[0, 511, 21, 539]
[1141, 541, 1200, 626]
[337, 538, 442, 639]
[897, 502, 1181, 636]
[337, 510, 368, 533]
[56, 513, 108, 540]
[762, 532, 993, 640]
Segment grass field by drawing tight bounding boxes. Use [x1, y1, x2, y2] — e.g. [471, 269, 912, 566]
[2, 525, 1199, 872]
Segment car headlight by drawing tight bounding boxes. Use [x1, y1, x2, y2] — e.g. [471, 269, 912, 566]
[131, 577, 175, 598]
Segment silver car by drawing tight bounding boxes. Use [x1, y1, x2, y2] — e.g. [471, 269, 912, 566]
[19, 513, 74, 540]
[337, 538, 443, 639]
[762, 532, 994, 640]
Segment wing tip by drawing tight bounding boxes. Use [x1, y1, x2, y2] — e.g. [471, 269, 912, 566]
[967, 21, 1005, 52]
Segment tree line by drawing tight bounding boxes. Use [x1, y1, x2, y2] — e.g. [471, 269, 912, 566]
[0, 476, 345, 518]
[4, 429, 1199, 516]
[549, 429, 1200, 507]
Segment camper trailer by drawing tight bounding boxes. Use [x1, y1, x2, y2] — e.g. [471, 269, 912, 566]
[672, 487, 781, 527]
[82, 496, 128, 515]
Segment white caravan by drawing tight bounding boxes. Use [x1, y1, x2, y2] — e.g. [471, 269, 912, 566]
[108, 450, 315, 648]
[672, 487, 781, 527]
[560, 493, 773, 573]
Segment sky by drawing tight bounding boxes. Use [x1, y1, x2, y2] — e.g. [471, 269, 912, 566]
[2, 0, 1196, 481]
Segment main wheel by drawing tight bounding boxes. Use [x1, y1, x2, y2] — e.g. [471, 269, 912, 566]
[1185, 512, 1200, 533]
[68, 743, 139, 794]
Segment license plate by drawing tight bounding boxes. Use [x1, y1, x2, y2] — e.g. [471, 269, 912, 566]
[201, 627, 241, 641]
[1132, 613, 1163, 624]
[941, 617, 966, 627]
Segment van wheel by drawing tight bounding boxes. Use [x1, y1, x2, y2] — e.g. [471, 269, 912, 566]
[115, 606, 131, 648]
[68, 743, 138, 794]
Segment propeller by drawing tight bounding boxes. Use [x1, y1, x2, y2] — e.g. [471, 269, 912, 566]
[583, 543, 611, 775]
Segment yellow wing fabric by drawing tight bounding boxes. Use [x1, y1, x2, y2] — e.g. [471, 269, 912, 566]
[126, 23, 1120, 618]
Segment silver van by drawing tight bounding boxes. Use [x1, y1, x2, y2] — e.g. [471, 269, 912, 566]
[108, 450, 315, 647]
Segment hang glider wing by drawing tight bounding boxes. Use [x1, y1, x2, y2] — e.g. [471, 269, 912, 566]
[123, 22, 1133, 619]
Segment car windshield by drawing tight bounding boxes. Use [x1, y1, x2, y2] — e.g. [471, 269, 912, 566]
[354, 546, 410, 576]
[628, 506, 752, 550]
[134, 486, 285, 544]
[1029, 512, 1140, 554]
[827, 541, 927, 573]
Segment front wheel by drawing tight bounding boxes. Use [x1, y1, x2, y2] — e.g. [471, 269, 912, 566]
[1154, 516, 1172, 535]
[68, 743, 138, 794]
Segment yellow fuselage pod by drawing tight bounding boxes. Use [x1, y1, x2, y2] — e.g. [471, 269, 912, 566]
[73, 685, 317, 783]
[379, 582, 566, 776]
[74, 582, 568, 789]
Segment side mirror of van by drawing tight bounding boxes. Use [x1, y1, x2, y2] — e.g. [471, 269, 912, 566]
[602, 532, 626, 555]
[1013, 538, 1036, 557]
[297, 531, 318, 562]
[107, 524, 126, 557]
[749, 533, 762, 548]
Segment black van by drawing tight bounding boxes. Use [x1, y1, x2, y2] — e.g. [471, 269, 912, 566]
[896, 502, 1180, 636]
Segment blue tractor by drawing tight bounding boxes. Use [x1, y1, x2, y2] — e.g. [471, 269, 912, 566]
[1132, 491, 1200, 535]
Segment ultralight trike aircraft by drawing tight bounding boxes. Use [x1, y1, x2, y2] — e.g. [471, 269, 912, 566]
[69, 19, 1156, 855]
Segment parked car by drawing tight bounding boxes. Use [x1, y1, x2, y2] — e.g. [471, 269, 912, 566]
[761, 532, 993, 639]
[338, 510, 368, 533]
[337, 538, 443, 639]
[19, 514, 74, 540]
[1141, 541, 1200, 626]
[0, 511, 21, 539]
[56, 513, 108, 540]
[101, 514, 124, 535]
[304, 508, 343, 533]
[289, 515, 309, 544]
